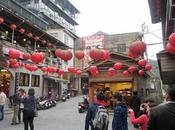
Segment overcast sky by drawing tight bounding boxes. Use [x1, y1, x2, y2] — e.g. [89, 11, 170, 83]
[70, 0, 164, 59]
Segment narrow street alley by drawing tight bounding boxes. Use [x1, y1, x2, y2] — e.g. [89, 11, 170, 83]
[0, 96, 135, 130]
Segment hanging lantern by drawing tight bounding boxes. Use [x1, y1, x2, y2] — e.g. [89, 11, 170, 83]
[59, 69, 64, 75]
[114, 63, 122, 70]
[31, 52, 45, 64]
[61, 50, 72, 61]
[10, 24, 16, 30]
[8, 49, 20, 59]
[9, 58, 18, 65]
[101, 50, 110, 60]
[89, 65, 97, 73]
[41, 40, 46, 45]
[128, 50, 139, 58]
[168, 33, 175, 47]
[75, 50, 84, 60]
[138, 59, 147, 67]
[41, 66, 48, 72]
[19, 28, 25, 34]
[166, 43, 175, 54]
[89, 49, 103, 60]
[108, 68, 115, 76]
[122, 70, 129, 76]
[91, 69, 99, 76]
[11, 63, 20, 69]
[76, 70, 82, 76]
[145, 64, 152, 71]
[128, 66, 136, 73]
[28, 32, 33, 38]
[31, 65, 38, 71]
[34, 36, 39, 41]
[23, 53, 31, 60]
[55, 49, 63, 58]
[0, 17, 4, 24]
[138, 70, 144, 76]
[68, 66, 76, 73]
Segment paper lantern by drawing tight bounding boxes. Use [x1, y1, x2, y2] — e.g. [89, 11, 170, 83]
[89, 49, 103, 60]
[122, 70, 129, 76]
[55, 49, 62, 58]
[23, 53, 31, 60]
[0, 17, 4, 24]
[61, 50, 72, 61]
[10, 24, 16, 30]
[138, 70, 144, 76]
[28, 32, 33, 38]
[168, 33, 175, 47]
[114, 63, 122, 70]
[31, 52, 45, 64]
[75, 50, 84, 60]
[108, 68, 115, 76]
[101, 50, 110, 60]
[59, 69, 64, 75]
[41, 40, 46, 45]
[89, 65, 97, 73]
[166, 43, 175, 54]
[76, 70, 82, 76]
[8, 49, 20, 59]
[41, 66, 48, 72]
[128, 66, 136, 73]
[34, 36, 39, 41]
[19, 28, 25, 34]
[138, 59, 147, 67]
[145, 64, 152, 71]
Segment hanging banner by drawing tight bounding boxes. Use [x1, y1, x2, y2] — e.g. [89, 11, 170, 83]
[82, 35, 104, 68]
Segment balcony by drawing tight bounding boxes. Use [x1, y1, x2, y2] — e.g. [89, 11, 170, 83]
[0, 0, 48, 30]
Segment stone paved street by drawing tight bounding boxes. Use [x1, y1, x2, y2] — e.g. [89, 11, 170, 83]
[0, 96, 136, 130]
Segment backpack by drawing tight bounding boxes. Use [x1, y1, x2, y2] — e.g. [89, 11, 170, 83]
[92, 105, 109, 130]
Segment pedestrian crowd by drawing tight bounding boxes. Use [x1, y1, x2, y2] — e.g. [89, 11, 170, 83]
[0, 88, 37, 130]
[84, 84, 175, 130]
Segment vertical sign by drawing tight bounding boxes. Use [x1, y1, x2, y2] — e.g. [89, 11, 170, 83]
[15, 72, 20, 92]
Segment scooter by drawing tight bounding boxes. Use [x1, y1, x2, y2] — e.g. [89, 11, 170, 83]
[78, 96, 89, 113]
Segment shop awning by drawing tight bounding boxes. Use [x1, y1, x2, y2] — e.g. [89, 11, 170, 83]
[44, 76, 69, 83]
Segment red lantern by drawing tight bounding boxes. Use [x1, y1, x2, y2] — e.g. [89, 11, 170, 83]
[41, 40, 46, 45]
[108, 68, 115, 76]
[89, 49, 103, 60]
[34, 36, 39, 41]
[101, 50, 110, 60]
[145, 64, 152, 71]
[11, 63, 20, 69]
[41, 66, 48, 72]
[23, 53, 31, 60]
[9, 58, 18, 65]
[128, 50, 139, 58]
[122, 70, 129, 76]
[114, 63, 122, 70]
[10, 24, 16, 30]
[76, 70, 82, 76]
[75, 50, 84, 60]
[19, 28, 25, 34]
[166, 43, 175, 54]
[31, 52, 45, 64]
[138, 70, 144, 76]
[61, 50, 72, 61]
[31, 65, 38, 71]
[128, 66, 136, 73]
[138, 59, 147, 67]
[8, 49, 20, 59]
[28, 32, 33, 38]
[0, 17, 4, 24]
[168, 33, 175, 47]
[59, 69, 64, 75]
[90, 65, 97, 73]
[55, 49, 62, 58]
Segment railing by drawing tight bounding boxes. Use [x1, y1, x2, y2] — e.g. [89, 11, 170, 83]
[0, 0, 48, 30]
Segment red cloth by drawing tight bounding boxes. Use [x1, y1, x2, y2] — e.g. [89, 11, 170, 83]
[130, 111, 149, 130]
[95, 99, 108, 107]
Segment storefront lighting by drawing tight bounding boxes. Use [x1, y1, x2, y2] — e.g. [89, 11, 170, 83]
[5, 31, 8, 34]
[37, 44, 40, 48]
[1, 69, 7, 72]
[14, 40, 16, 43]
[23, 38, 26, 42]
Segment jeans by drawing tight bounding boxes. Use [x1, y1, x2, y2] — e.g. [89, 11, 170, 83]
[0, 105, 4, 120]
[12, 105, 20, 123]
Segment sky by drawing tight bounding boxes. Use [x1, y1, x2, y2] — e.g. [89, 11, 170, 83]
[70, 0, 164, 60]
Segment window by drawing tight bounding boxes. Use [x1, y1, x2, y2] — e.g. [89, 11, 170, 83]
[19, 73, 29, 86]
[31, 75, 40, 87]
[117, 44, 126, 52]
[64, 34, 69, 44]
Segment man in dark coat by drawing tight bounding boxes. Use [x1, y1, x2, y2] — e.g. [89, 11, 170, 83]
[147, 84, 175, 130]
[85, 92, 108, 130]
[130, 91, 141, 128]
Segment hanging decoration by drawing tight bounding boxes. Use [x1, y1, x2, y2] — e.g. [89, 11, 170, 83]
[55, 49, 62, 58]
[76, 70, 82, 76]
[8, 58, 18, 65]
[165, 43, 175, 54]
[75, 50, 84, 60]
[168, 33, 175, 47]
[23, 53, 31, 60]
[108, 68, 115, 76]
[60, 50, 72, 61]
[8, 49, 20, 59]
[28, 32, 33, 38]
[128, 66, 136, 73]
[138, 59, 147, 67]
[145, 64, 152, 71]
[10, 24, 17, 30]
[101, 50, 110, 60]
[68, 66, 76, 73]
[138, 70, 144, 76]
[34, 36, 39, 41]
[11, 63, 20, 69]
[0, 17, 4, 24]
[59, 69, 64, 75]
[122, 70, 129, 76]
[89, 49, 103, 60]
[114, 63, 122, 70]
[41, 66, 48, 72]
[19, 28, 25, 34]
[31, 52, 45, 64]
[47, 66, 57, 73]
[128, 41, 146, 58]
[41, 40, 46, 45]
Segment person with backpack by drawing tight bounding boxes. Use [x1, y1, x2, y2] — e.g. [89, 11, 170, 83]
[112, 93, 128, 130]
[85, 92, 109, 130]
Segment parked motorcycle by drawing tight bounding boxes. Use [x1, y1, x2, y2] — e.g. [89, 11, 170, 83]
[78, 96, 89, 113]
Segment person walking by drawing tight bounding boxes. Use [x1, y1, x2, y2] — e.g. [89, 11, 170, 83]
[0, 88, 6, 121]
[147, 84, 175, 130]
[18, 89, 26, 123]
[130, 90, 141, 129]
[85, 92, 109, 130]
[112, 93, 128, 130]
[129, 103, 149, 130]
[11, 90, 22, 125]
[23, 88, 37, 130]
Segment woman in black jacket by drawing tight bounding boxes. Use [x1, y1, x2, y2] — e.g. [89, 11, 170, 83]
[23, 88, 37, 130]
